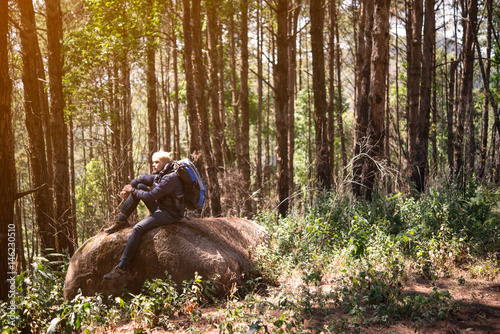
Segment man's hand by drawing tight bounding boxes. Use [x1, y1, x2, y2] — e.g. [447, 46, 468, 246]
[120, 184, 134, 199]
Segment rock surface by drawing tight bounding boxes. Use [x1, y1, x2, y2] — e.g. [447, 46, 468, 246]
[63, 217, 268, 300]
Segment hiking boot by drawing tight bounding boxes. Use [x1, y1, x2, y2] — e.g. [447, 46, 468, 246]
[103, 266, 127, 280]
[104, 220, 129, 233]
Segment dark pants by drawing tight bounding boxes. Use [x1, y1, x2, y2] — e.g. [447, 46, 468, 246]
[118, 184, 180, 270]
[120, 183, 157, 217]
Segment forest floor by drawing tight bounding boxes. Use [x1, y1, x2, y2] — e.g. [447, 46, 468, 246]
[104, 267, 500, 334]
[384, 275, 500, 334]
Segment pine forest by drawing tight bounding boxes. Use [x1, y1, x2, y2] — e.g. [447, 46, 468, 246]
[1, 0, 500, 332]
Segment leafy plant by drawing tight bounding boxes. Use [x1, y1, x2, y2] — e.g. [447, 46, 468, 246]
[2, 178, 498, 333]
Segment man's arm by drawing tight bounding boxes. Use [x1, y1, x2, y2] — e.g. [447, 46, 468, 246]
[120, 184, 135, 199]
[119, 174, 155, 199]
[130, 174, 155, 188]
[134, 173, 182, 202]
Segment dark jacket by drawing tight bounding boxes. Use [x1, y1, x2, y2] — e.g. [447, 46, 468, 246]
[130, 163, 184, 218]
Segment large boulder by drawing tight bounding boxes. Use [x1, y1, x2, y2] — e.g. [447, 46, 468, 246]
[63, 217, 268, 300]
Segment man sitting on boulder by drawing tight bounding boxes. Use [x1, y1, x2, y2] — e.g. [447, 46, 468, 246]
[103, 150, 184, 280]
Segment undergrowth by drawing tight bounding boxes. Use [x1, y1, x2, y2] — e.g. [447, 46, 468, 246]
[1, 179, 499, 333]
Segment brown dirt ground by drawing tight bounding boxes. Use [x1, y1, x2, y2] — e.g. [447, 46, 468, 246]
[392, 276, 500, 334]
[103, 271, 500, 334]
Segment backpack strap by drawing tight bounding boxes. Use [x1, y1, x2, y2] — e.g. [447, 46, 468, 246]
[169, 161, 186, 214]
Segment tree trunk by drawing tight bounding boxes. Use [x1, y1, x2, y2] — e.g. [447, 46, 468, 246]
[352, 0, 373, 198]
[406, 0, 424, 191]
[395, 4, 402, 171]
[431, 35, 438, 172]
[305, 33, 313, 188]
[240, 0, 253, 216]
[45, 0, 76, 255]
[275, 0, 289, 216]
[453, 0, 477, 180]
[363, 0, 389, 199]
[412, 0, 434, 192]
[146, 26, 158, 169]
[121, 57, 134, 182]
[109, 60, 122, 208]
[0, 0, 16, 301]
[447, 59, 458, 171]
[494, 131, 500, 184]
[182, 0, 201, 157]
[69, 115, 76, 243]
[19, 0, 57, 256]
[229, 4, 241, 169]
[46, 0, 76, 255]
[311, 0, 331, 190]
[162, 47, 171, 152]
[288, 2, 301, 198]
[334, 0, 347, 171]
[266, 26, 273, 198]
[328, 0, 336, 176]
[256, 0, 263, 193]
[467, 104, 476, 178]
[15, 200, 26, 273]
[172, 21, 181, 160]
[219, 24, 232, 166]
[192, 0, 222, 216]
[479, 0, 492, 179]
[36, 30, 54, 199]
[207, 0, 224, 171]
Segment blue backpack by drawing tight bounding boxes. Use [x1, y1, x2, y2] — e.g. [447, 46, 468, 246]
[172, 159, 206, 211]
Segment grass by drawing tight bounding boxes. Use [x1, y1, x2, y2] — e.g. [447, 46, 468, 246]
[2, 179, 499, 333]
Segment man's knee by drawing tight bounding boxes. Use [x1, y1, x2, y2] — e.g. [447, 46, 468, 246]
[131, 223, 145, 236]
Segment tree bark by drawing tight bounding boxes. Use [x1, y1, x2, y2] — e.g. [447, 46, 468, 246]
[411, 0, 434, 192]
[334, 0, 347, 171]
[352, 0, 373, 199]
[479, 0, 492, 179]
[447, 59, 458, 171]
[192, 0, 222, 216]
[256, 0, 263, 193]
[121, 57, 134, 182]
[240, 0, 253, 216]
[162, 47, 171, 152]
[275, 0, 289, 216]
[206, 0, 224, 171]
[494, 131, 500, 184]
[19, 0, 57, 256]
[172, 20, 181, 160]
[46, 0, 76, 254]
[229, 4, 241, 169]
[0, 0, 16, 301]
[311, 0, 331, 190]
[109, 60, 122, 208]
[395, 3, 402, 171]
[431, 34, 438, 173]
[182, 0, 201, 157]
[453, 0, 477, 180]
[219, 23, 232, 166]
[288, 2, 301, 198]
[363, 0, 389, 199]
[406, 0, 424, 191]
[467, 102, 476, 178]
[36, 27, 54, 198]
[146, 15, 158, 170]
[328, 0, 336, 176]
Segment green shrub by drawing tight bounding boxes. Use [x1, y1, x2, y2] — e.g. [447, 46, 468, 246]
[3, 178, 498, 333]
